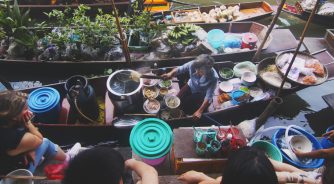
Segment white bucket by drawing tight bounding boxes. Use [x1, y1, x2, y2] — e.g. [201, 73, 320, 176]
[0, 169, 34, 184]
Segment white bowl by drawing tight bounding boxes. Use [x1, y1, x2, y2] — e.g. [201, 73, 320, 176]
[143, 99, 160, 114]
[143, 86, 159, 99]
[289, 135, 313, 153]
[241, 71, 256, 86]
[219, 81, 233, 93]
[164, 95, 181, 109]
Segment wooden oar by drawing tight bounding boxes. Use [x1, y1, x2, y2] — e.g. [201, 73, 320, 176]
[0, 175, 47, 180]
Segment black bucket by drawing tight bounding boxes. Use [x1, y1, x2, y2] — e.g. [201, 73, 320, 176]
[65, 75, 99, 123]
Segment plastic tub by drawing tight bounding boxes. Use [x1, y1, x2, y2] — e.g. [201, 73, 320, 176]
[207, 29, 225, 49]
[251, 140, 283, 162]
[0, 169, 34, 184]
[130, 118, 173, 166]
[272, 128, 324, 169]
[28, 87, 61, 124]
[320, 125, 334, 149]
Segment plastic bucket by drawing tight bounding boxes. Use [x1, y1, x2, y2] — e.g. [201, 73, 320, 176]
[207, 29, 225, 49]
[0, 169, 34, 184]
[320, 125, 334, 149]
[130, 118, 173, 166]
[251, 140, 283, 162]
[272, 128, 324, 168]
[28, 87, 61, 124]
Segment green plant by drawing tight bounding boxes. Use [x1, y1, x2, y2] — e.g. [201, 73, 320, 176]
[0, 28, 5, 40]
[0, 0, 36, 47]
[167, 24, 199, 46]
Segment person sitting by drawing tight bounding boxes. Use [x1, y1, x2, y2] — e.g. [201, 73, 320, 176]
[161, 54, 218, 119]
[178, 146, 326, 184]
[178, 146, 279, 184]
[0, 91, 80, 175]
[63, 147, 159, 184]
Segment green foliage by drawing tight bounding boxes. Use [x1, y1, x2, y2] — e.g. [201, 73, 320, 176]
[44, 5, 118, 49]
[0, 28, 5, 40]
[0, 0, 36, 47]
[167, 24, 199, 46]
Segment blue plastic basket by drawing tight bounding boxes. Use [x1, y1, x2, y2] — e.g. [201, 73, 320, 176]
[272, 127, 324, 169]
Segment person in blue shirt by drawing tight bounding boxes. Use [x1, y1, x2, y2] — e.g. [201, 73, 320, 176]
[161, 54, 218, 119]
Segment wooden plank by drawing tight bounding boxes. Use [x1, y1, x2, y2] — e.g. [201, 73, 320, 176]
[322, 93, 334, 111]
[263, 29, 298, 54]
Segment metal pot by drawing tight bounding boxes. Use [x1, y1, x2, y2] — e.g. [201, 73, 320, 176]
[107, 70, 143, 113]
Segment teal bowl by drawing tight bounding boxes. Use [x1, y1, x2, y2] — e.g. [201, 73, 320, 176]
[252, 140, 283, 162]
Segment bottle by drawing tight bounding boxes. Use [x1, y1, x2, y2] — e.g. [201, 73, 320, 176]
[221, 133, 232, 156]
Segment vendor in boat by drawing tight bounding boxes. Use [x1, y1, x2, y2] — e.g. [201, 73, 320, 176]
[161, 54, 218, 119]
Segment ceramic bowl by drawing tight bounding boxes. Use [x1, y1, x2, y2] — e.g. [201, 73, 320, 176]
[219, 81, 233, 93]
[143, 86, 159, 99]
[289, 135, 313, 153]
[143, 99, 160, 114]
[241, 71, 256, 86]
[164, 95, 181, 109]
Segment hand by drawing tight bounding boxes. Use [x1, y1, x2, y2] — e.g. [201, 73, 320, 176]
[193, 110, 203, 120]
[178, 170, 211, 184]
[161, 73, 172, 80]
[293, 148, 306, 157]
[323, 130, 334, 142]
[25, 151, 36, 166]
[22, 111, 34, 125]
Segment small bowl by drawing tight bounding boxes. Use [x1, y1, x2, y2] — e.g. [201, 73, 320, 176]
[231, 90, 249, 105]
[143, 78, 159, 87]
[219, 67, 234, 80]
[219, 81, 233, 93]
[289, 135, 313, 153]
[143, 86, 159, 99]
[164, 95, 181, 109]
[159, 80, 172, 88]
[241, 71, 256, 86]
[159, 87, 169, 96]
[143, 99, 160, 114]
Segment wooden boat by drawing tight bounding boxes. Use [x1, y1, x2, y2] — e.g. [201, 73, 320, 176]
[0, 22, 272, 79]
[5, 0, 171, 19]
[2, 60, 309, 144]
[282, 2, 334, 26]
[152, 1, 274, 24]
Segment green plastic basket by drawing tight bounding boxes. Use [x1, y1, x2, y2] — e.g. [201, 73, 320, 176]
[251, 140, 283, 162]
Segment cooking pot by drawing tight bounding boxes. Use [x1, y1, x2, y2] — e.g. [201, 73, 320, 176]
[107, 70, 143, 113]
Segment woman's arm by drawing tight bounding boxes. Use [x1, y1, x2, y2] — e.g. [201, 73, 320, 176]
[270, 158, 306, 174]
[178, 170, 218, 184]
[193, 99, 210, 120]
[25, 121, 43, 140]
[125, 159, 158, 184]
[294, 147, 334, 159]
[6, 132, 43, 156]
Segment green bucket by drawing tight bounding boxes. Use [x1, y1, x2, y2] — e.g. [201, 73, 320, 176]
[129, 118, 173, 165]
[251, 140, 283, 162]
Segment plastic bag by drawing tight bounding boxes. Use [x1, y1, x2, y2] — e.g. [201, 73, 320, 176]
[44, 163, 67, 180]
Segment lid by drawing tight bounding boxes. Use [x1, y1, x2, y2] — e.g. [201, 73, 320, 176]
[130, 118, 173, 159]
[28, 87, 60, 113]
[107, 70, 143, 96]
[242, 33, 258, 43]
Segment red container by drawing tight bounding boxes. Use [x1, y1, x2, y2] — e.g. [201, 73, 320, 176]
[241, 33, 258, 49]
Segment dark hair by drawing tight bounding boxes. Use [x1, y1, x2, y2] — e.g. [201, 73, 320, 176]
[221, 146, 278, 184]
[322, 159, 334, 184]
[0, 91, 27, 126]
[63, 147, 125, 184]
[192, 54, 215, 71]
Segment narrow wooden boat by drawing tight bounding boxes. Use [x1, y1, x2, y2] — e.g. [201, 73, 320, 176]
[5, 60, 308, 144]
[9, 0, 171, 18]
[282, 2, 334, 26]
[0, 22, 272, 78]
[153, 1, 274, 24]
